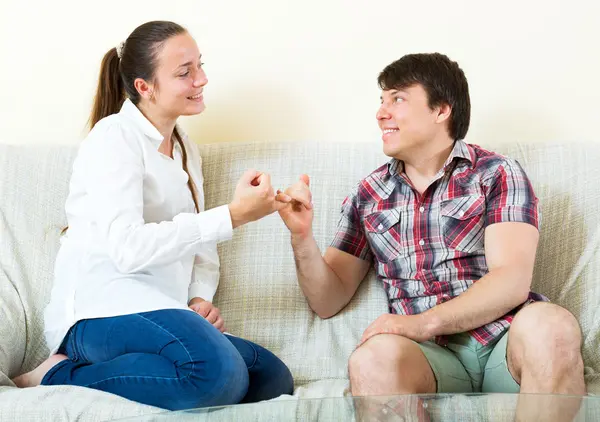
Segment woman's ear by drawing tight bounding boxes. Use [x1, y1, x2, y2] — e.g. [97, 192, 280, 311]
[134, 78, 154, 101]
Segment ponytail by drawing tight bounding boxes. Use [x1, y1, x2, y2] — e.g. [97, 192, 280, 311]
[173, 127, 200, 213]
[89, 47, 125, 129]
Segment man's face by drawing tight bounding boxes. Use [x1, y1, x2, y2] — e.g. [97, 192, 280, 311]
[377, 84, 448, 158]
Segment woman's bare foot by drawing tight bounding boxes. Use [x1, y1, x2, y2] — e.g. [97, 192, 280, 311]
[11, 354, 69, 388]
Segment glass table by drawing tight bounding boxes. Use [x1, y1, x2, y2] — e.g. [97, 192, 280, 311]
[115, 393, 599, 421]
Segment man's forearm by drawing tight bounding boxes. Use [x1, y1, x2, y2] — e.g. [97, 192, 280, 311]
[422, 268, 531, 338]
[291, 234, 352, 318]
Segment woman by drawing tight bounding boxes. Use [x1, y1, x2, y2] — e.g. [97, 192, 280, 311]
[12, 20, 294, 411]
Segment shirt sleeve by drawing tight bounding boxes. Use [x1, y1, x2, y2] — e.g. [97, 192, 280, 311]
[83, 122, 233, 274]
[329, 186, 373, 261]
[189, 242, 220, 303]
[186, 138, 221, 303]
[484, 157, 540, 229]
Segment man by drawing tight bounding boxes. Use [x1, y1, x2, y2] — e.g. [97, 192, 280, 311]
[277, 53, 585, 417]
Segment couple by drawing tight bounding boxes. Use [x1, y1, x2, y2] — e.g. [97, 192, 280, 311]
[12, 20, 585, 413]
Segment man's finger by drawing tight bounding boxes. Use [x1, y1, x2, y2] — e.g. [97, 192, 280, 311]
[360, 330, 378, 346]
[360, 330, 370, 344]
[300, 174, 310, 187]
[288, 189, 312, 210]
[360, 324, 377, 342]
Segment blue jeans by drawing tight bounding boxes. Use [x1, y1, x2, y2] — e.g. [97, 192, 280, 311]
[41, 309, 294, 410]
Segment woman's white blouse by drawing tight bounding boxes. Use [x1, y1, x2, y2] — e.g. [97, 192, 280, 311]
[43, 99, 233, 354]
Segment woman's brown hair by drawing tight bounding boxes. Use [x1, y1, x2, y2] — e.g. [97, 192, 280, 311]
[90, 20, 199, 213]
[63, 21, 200, 235]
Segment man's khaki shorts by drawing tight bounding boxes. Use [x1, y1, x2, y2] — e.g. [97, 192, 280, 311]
[417, 331, 520, 393]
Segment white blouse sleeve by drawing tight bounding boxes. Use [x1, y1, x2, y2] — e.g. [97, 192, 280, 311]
[82, 122, 233, 274]
[184, 136, 222, 303]
[189, 245, 220, 303]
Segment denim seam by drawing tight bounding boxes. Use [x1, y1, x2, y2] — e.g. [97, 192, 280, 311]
[245, 342, 259, 370]
[68, 325, 81, 362]
[136, 313, 195, 380]
[84, 374, 182, 389]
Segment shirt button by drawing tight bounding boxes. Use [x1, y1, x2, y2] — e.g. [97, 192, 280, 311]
[378, 224, 383, 230]
[419, 206, 425, 213]
[419, 239, 425, 246]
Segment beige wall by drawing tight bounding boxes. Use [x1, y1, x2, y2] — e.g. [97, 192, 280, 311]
[1, 0, 598, 146]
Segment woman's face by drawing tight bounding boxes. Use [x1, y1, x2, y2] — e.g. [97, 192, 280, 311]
[149, 33, 208, 118]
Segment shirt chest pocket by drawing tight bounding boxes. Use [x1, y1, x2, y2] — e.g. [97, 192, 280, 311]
[440, 195, 486, 253]
[363, 209, 407, 263]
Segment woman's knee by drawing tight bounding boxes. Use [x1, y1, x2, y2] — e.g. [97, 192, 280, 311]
[238, 340, 294, 402]
[213, 350, 250, 403]
[257, 351, 294, 399]
[176, 339, 250, 408]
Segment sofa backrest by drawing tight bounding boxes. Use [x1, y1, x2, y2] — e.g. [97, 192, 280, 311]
[1, 141, 598, 390]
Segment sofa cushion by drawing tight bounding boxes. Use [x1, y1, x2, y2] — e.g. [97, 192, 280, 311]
[0, 145, 76, 380]
[0, 275, 25, 383]
[0, 385, 160, 421]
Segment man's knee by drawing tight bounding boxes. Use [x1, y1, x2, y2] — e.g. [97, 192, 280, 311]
[509, 302, 583, 373]
[348, 334, 435, 394]
[511, 302, 582, 348]
[349, 335, 411, 372]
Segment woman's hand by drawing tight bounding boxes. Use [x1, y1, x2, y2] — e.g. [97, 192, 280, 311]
[228, 170, 291, 228]
[189, 297, 225, 332]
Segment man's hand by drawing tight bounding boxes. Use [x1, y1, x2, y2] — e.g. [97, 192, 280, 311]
[277, 174, 314, 239]
[189, 297, 225, 332]
[359, 314, 433, 346]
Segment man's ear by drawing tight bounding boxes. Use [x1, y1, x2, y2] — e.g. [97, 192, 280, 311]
[436, 102, 452, 125]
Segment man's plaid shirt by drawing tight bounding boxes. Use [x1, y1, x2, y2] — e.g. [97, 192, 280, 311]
[331, 140, 547, 345]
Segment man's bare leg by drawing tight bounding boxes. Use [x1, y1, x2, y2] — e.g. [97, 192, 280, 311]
[348, 334, 435, 421]
[507, 303, 586, 422]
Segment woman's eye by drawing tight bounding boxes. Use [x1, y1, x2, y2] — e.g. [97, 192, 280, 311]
[394, 97, 404, 103]
[179, 71, 190, 77]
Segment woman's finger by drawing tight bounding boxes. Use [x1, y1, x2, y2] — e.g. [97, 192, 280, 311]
[205, 308, 219, 324]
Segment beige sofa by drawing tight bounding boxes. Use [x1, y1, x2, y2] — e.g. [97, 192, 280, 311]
[1, 140, 599, 421]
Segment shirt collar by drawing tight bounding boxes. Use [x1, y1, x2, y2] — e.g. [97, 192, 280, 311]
[119, 98, 164, 146]
[444, 139, 476, 170]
